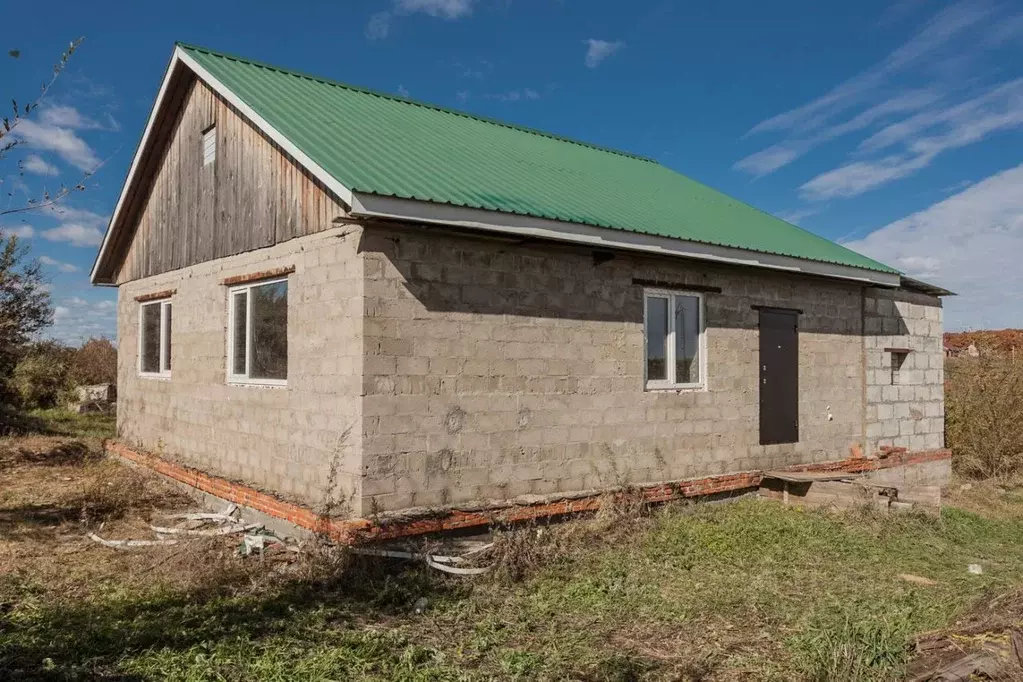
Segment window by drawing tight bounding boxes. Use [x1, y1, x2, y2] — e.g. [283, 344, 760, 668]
[644, 289, 705, 389]
[139, 299, 172, 377]
[202, 125, 216, 166]
[228, 278, 288, 384]
[891, 351, 908, 385]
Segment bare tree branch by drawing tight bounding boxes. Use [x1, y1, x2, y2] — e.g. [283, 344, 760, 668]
[0, 38, 84, 156]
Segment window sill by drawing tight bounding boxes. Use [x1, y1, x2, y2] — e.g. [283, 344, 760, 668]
[227, 377, 288, 388]
[645, 383, 706, 393]
[139, 372, 171, 381]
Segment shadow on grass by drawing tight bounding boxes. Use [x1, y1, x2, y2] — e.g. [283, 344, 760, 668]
[0, 558, 469, 680]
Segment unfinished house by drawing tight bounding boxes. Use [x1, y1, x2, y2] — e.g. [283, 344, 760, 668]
[91, 44, 952, 531]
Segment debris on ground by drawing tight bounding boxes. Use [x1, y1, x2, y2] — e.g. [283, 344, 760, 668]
[968, 564, 985, 575]
[899, 573, 939, 586]
[907, 590, 1023, 681]
[351, 538, 495, 576]
[86, 503, 300, 557]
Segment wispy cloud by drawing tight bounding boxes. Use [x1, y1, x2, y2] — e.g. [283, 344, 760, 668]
[845, 163, 1023, 329]
[747, 2, 990, 138]
[801, 78, 1023, 200]
[2, 225, 34, 239]
[366, 0, 476, 39]
[38, 105, 111, 131]
[485, 88, 540, 102]
[46, 293, 117, 344]
[14, 118, 100, 171]
[584, 39, 625, 68]
[38, 255, 79, 272]
[736, 1, 1023, 193]
[21, 154, 60, 176]
[397, 84, 410, 98]
[775, 208, 821, 225]
[41, 223, 104, 247]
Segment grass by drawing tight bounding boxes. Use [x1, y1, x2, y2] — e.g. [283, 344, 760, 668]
[4, 412, 1023, 679]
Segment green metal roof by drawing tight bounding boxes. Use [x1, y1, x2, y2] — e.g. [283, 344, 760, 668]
[179, 43, 896, 275]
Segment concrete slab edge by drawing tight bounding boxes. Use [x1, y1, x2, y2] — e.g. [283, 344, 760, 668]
[105, 440, 952, 544]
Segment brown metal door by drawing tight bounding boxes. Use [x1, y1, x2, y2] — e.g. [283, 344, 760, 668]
[759, 309, 799, 445]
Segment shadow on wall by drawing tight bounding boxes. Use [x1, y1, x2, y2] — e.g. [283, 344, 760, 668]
[358, 224, 913, 337]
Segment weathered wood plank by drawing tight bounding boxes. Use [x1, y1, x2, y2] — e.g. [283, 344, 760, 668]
[115, 79, 345, 284]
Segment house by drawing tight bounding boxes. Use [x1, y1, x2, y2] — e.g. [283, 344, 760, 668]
[91, 44, 952, 525]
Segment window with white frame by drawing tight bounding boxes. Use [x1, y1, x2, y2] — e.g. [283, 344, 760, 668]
[228, 278, 288, 384]
[644, 289, 705, 389]
[139, 299, 172, 377]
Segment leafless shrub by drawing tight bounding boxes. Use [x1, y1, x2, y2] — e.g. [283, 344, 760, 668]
[947, 356, 1023, 479]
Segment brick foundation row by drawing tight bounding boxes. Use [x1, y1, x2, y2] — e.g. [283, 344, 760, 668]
[106, 440, 951, 544]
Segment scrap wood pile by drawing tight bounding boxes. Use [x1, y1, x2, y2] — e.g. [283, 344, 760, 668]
[87, 503, 300, 557]
[908, 590, 1023, 681]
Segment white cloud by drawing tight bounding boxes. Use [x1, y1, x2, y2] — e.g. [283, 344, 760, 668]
[38, 255, 79, 272]
[3, 225, 35, 239]
[46, 294, 117, 345]
[397, 0, 473, 18]
[799, 154, 931, 200]
[397, 84, 410, 98]
[367, 0, 475, 39]
[736, 2, 1023, 186]
[41, 223, 104, 247]
[734, 144, 804, 176]
[735, 90, 941, 176]
[746, 2, 989, 137]
[15, 118, 100, 171]
[584, 39, 625, 68]
[22, 154, 60, 176]
[775, 208, 820, 225]
[38, 106, 103, 130]
[456, 90, 470, 103]
[366, 11, 392, 39]
[844, 163, 1023, 330]
[801, 79, 1023, 200]
[859, 78, 1023, 153]
[486, 88, 541, 102]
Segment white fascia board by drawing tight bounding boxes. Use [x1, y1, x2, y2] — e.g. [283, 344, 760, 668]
[349, 192, 902, 288]
[90, 46, 354, 285]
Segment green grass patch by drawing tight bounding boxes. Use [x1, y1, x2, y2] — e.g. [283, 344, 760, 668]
[27, 408, 116, 439]
[6, 493, 1023, 680]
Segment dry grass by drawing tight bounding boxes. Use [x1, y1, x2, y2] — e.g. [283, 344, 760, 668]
[947, 356, 1023, 479]
[10, 416, 1023, 680]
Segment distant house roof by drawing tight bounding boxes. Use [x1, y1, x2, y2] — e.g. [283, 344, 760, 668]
[92, 44, 919, 287]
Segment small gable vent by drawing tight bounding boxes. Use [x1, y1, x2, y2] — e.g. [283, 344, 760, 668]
[202, 125, 216, 166]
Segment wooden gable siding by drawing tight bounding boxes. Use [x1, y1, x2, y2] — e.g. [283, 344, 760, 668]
[115, 77, 345, 284]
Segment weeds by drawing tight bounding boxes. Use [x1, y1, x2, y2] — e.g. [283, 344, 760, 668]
[947, 356, 1023, 479]
[10, 417, 1023, 680]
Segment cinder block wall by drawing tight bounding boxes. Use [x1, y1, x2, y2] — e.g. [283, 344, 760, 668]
[117, 227, 365, 513]
[863, 288, 944, 455]
[358, 224, 870, 513]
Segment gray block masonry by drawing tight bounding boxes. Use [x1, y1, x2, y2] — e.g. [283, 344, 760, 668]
[117, 222, 946, 518]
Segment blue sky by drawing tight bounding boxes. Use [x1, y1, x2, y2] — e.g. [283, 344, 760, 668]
[2, 0, 1022, 341]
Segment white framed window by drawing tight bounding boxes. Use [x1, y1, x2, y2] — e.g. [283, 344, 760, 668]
[227, 277, 288, 386]
[643, 289, 706, 390]
[202, 125, 216, 166]
[139, 299, 172, 378]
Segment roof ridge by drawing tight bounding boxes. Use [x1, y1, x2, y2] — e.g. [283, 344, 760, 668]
[175, 42, 659, 164]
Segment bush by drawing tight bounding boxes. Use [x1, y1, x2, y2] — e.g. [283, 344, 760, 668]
[946, 356, 1023, 479]
[10, 341, 76, 409]
[72, 337, 117, 386]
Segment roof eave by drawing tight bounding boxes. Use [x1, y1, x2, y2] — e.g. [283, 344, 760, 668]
[349, 191, 902, 288]
[900, 275, 955, 297]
